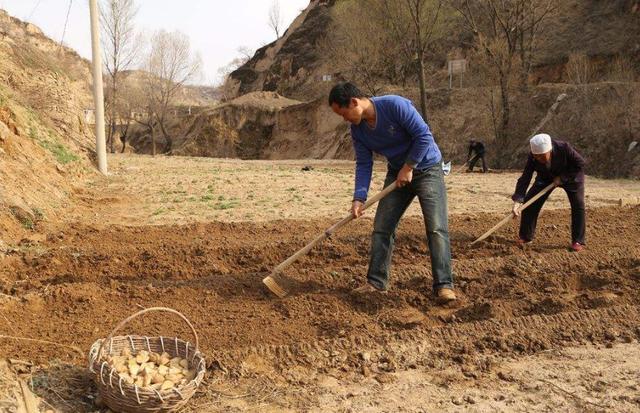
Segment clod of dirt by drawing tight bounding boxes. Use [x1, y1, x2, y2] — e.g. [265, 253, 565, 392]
[375, 373, 396, 384]
[387, 307, 426, 326]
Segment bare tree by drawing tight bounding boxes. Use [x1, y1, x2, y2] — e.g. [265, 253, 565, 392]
[143, 30, 202, 155]
[268, 0, 283, 39]
[516, 0, 556, 89]
[100, 0, 140, 153]
[325, 0, 446, 119]
[565, 52, 594, 84]
[116, 75, 146, 152]
[320, 1, 412, 95]
[451, 0, 555, 140]
[382, 0, 445, 121]
[237, 46, 254, 61]
[217, 46, 254, 101]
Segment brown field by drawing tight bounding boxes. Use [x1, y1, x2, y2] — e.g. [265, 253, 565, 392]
[78, 154, 639, 225]
[1, 154, 639, 412]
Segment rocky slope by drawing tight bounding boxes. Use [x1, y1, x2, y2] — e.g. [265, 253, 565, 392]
[227, 0, 334, 101]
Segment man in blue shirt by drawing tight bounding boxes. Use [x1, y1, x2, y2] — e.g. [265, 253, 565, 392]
[329, 82, 456, 303]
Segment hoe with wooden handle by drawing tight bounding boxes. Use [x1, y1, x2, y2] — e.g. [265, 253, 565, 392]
[454, 162, 469, 174]
[470, 181, 556, 245]
[263, 182, 398, 298]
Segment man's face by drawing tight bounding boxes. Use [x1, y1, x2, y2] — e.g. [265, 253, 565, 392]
[331, 98, 363, 125]
[533, 151, 552, 164]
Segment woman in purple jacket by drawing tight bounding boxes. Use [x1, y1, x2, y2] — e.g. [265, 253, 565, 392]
[512, 134, 586, 252]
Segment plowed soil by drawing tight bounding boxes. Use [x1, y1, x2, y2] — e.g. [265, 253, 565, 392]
[1, 202, 639, 411]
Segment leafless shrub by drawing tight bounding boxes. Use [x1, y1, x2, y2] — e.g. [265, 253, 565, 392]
[268, 0, 283, 39]
[565, 52, 595, 84]
[100, 0, 141, 153]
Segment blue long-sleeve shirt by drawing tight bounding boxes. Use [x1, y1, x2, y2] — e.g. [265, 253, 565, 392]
[351, 95, 442, 201]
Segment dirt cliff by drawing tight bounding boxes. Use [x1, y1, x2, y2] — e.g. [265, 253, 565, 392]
[150, 82, 639, 179]
[264, 98, 352, 160]
[0, 9, 96, 239]
[128, 92, 301, 159]
[227, 0, 334, 101]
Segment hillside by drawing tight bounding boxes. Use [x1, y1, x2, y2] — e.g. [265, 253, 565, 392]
[229, 0, 640, 100]
[0, 9, 96, 239]
[394, 82, 640, 178]
[138, 81, 639, 179]
[264, 82, 640, 178]
[227, 0, 333, 101]
[217, 0, 640, 178]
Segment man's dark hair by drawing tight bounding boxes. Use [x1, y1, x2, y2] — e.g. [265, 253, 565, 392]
[328, 82, 366, 108]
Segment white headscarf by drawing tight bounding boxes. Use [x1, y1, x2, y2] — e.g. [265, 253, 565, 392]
[530, 133, 552, 154]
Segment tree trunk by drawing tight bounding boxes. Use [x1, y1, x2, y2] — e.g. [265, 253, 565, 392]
[519, 45, 531, 92]
[109, 73, 118, 153]
[499, 76, 510, 141]
[120, 119, 130, 153]
[159, 120, 172, 153]
[106, 111, 114, 153]
[109, 120, 117, 153]
[151, 121, 157, 157]
[417, 52, 428, 122]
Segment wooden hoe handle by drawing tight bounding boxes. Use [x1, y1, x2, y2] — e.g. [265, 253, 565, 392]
[471, 182, 556, 245]
[271, 182, 398, 274]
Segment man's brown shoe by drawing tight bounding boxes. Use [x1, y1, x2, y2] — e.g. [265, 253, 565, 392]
[436, 287, 456, 303]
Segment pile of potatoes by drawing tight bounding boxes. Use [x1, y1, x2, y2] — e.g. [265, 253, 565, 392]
[105, 347, 197, 391]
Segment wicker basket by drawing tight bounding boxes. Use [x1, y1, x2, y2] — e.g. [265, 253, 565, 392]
[88, 307, 206, 413]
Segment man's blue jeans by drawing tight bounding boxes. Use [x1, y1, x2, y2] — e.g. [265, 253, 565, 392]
[366, 163, 454, 292]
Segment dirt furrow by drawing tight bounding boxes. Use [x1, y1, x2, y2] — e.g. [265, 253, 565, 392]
[0, 206, 637, 372]
[211, 304, 640, 375]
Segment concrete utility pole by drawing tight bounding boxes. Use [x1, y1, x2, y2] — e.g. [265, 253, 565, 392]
[89, 0, 107, 174]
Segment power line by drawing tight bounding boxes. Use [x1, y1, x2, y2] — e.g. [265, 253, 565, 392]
[26, 0, 43, 21]
[60, 0, 73, 48]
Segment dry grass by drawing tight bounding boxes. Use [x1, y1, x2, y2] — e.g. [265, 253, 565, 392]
[607, 55, 637, 82]
[0, 360, 18, 412]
